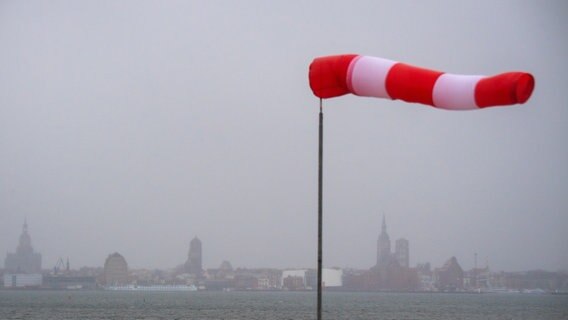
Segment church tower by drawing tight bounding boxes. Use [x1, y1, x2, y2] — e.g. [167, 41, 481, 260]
[185, 237, 203, 276]
[376, 215, 391, 267]
[5, 220, 42, 273]
[17, 219, 33, 255]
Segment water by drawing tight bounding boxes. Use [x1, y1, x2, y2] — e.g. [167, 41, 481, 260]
[1, 290, 567, 320]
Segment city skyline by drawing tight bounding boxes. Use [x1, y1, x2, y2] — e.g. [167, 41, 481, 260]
[1, 1, 566, 273]
[3, 218, 567, 293]
[2, 218, 561, 273]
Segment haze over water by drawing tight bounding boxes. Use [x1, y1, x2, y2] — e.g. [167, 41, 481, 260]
[1, 0, 567, 274]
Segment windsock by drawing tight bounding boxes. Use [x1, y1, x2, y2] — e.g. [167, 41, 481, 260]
[309, 54, 534, 110]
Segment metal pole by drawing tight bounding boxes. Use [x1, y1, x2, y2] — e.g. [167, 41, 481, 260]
[317, 99, 323, 320]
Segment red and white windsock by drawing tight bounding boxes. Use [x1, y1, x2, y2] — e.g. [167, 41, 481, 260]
[309, 54, 535, 110]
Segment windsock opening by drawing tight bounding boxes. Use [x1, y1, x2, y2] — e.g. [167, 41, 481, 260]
[516, 73, 535, 104]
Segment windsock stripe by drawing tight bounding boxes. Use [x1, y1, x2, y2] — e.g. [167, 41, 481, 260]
[347, 57, 483, 109]
[385, 63, 444, 107]
[432, 74, 483, 110]
[348, 56, 396, 99]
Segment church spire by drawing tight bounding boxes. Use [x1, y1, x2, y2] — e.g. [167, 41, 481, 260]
[17, 218, 33, 254]
[377, 214, 391, 267]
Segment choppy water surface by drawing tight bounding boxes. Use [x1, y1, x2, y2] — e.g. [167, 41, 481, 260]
[1, 290, 567, 320]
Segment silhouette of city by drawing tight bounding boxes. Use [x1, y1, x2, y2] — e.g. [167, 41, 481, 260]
[2, 219, 567, 292]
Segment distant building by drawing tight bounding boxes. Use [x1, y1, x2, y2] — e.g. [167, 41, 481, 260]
[281, 269, 308, 289]
[433, 256, 464, 291]
[343, 216, 418, 291]
[206, 260, 234, 280]
[282, 274, 306, 290]
[464, 266, 491, 290]
[258, 269, 282, 290]
[103, 252, 128, 285]
[395, 238, 409, 268]
[3, 274, 42, 288]
[321, 268, 343, 288]
[219, 260, 233, 272]
[184, 237, 203, 276]
[376, 216, 409, 269]
[282, 268, 343, 290]
[43, 275, 96, 290]
[376, 216, 392, 267]
[416, 263, 434, 291]
[491, 270, 568, 291]
[4, 220, 42, 274]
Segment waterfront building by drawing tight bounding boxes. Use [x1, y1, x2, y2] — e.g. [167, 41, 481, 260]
[257, 276, 270, 289]
[464, 266, 491, 290]
[103, 252, 128, 285]
[3, 273, 42, 288]
[282, 268, 343, 290]
[416, 263, 434, 291]
[43, 275, 96, 290]
[206, 260, 234, 280]
[184, 237, 203, 276]
[281, 269, 308, 289]
[433, 256, 464, 291]
[233, 268, 282, 290]
[323, 268, 343, 287]
[491, 270, 568, 291]
[282, 274, 305, 290]
[4, 220, 42, 274]
[203, 260, 235, 290]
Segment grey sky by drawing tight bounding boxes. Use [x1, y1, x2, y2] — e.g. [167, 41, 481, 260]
[1, 0, 567, 272]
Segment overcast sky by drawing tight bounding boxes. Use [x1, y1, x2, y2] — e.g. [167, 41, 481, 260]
[1, 1, 566, 272]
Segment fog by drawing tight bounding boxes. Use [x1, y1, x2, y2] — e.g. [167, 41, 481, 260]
[1, 0, 567, 273]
